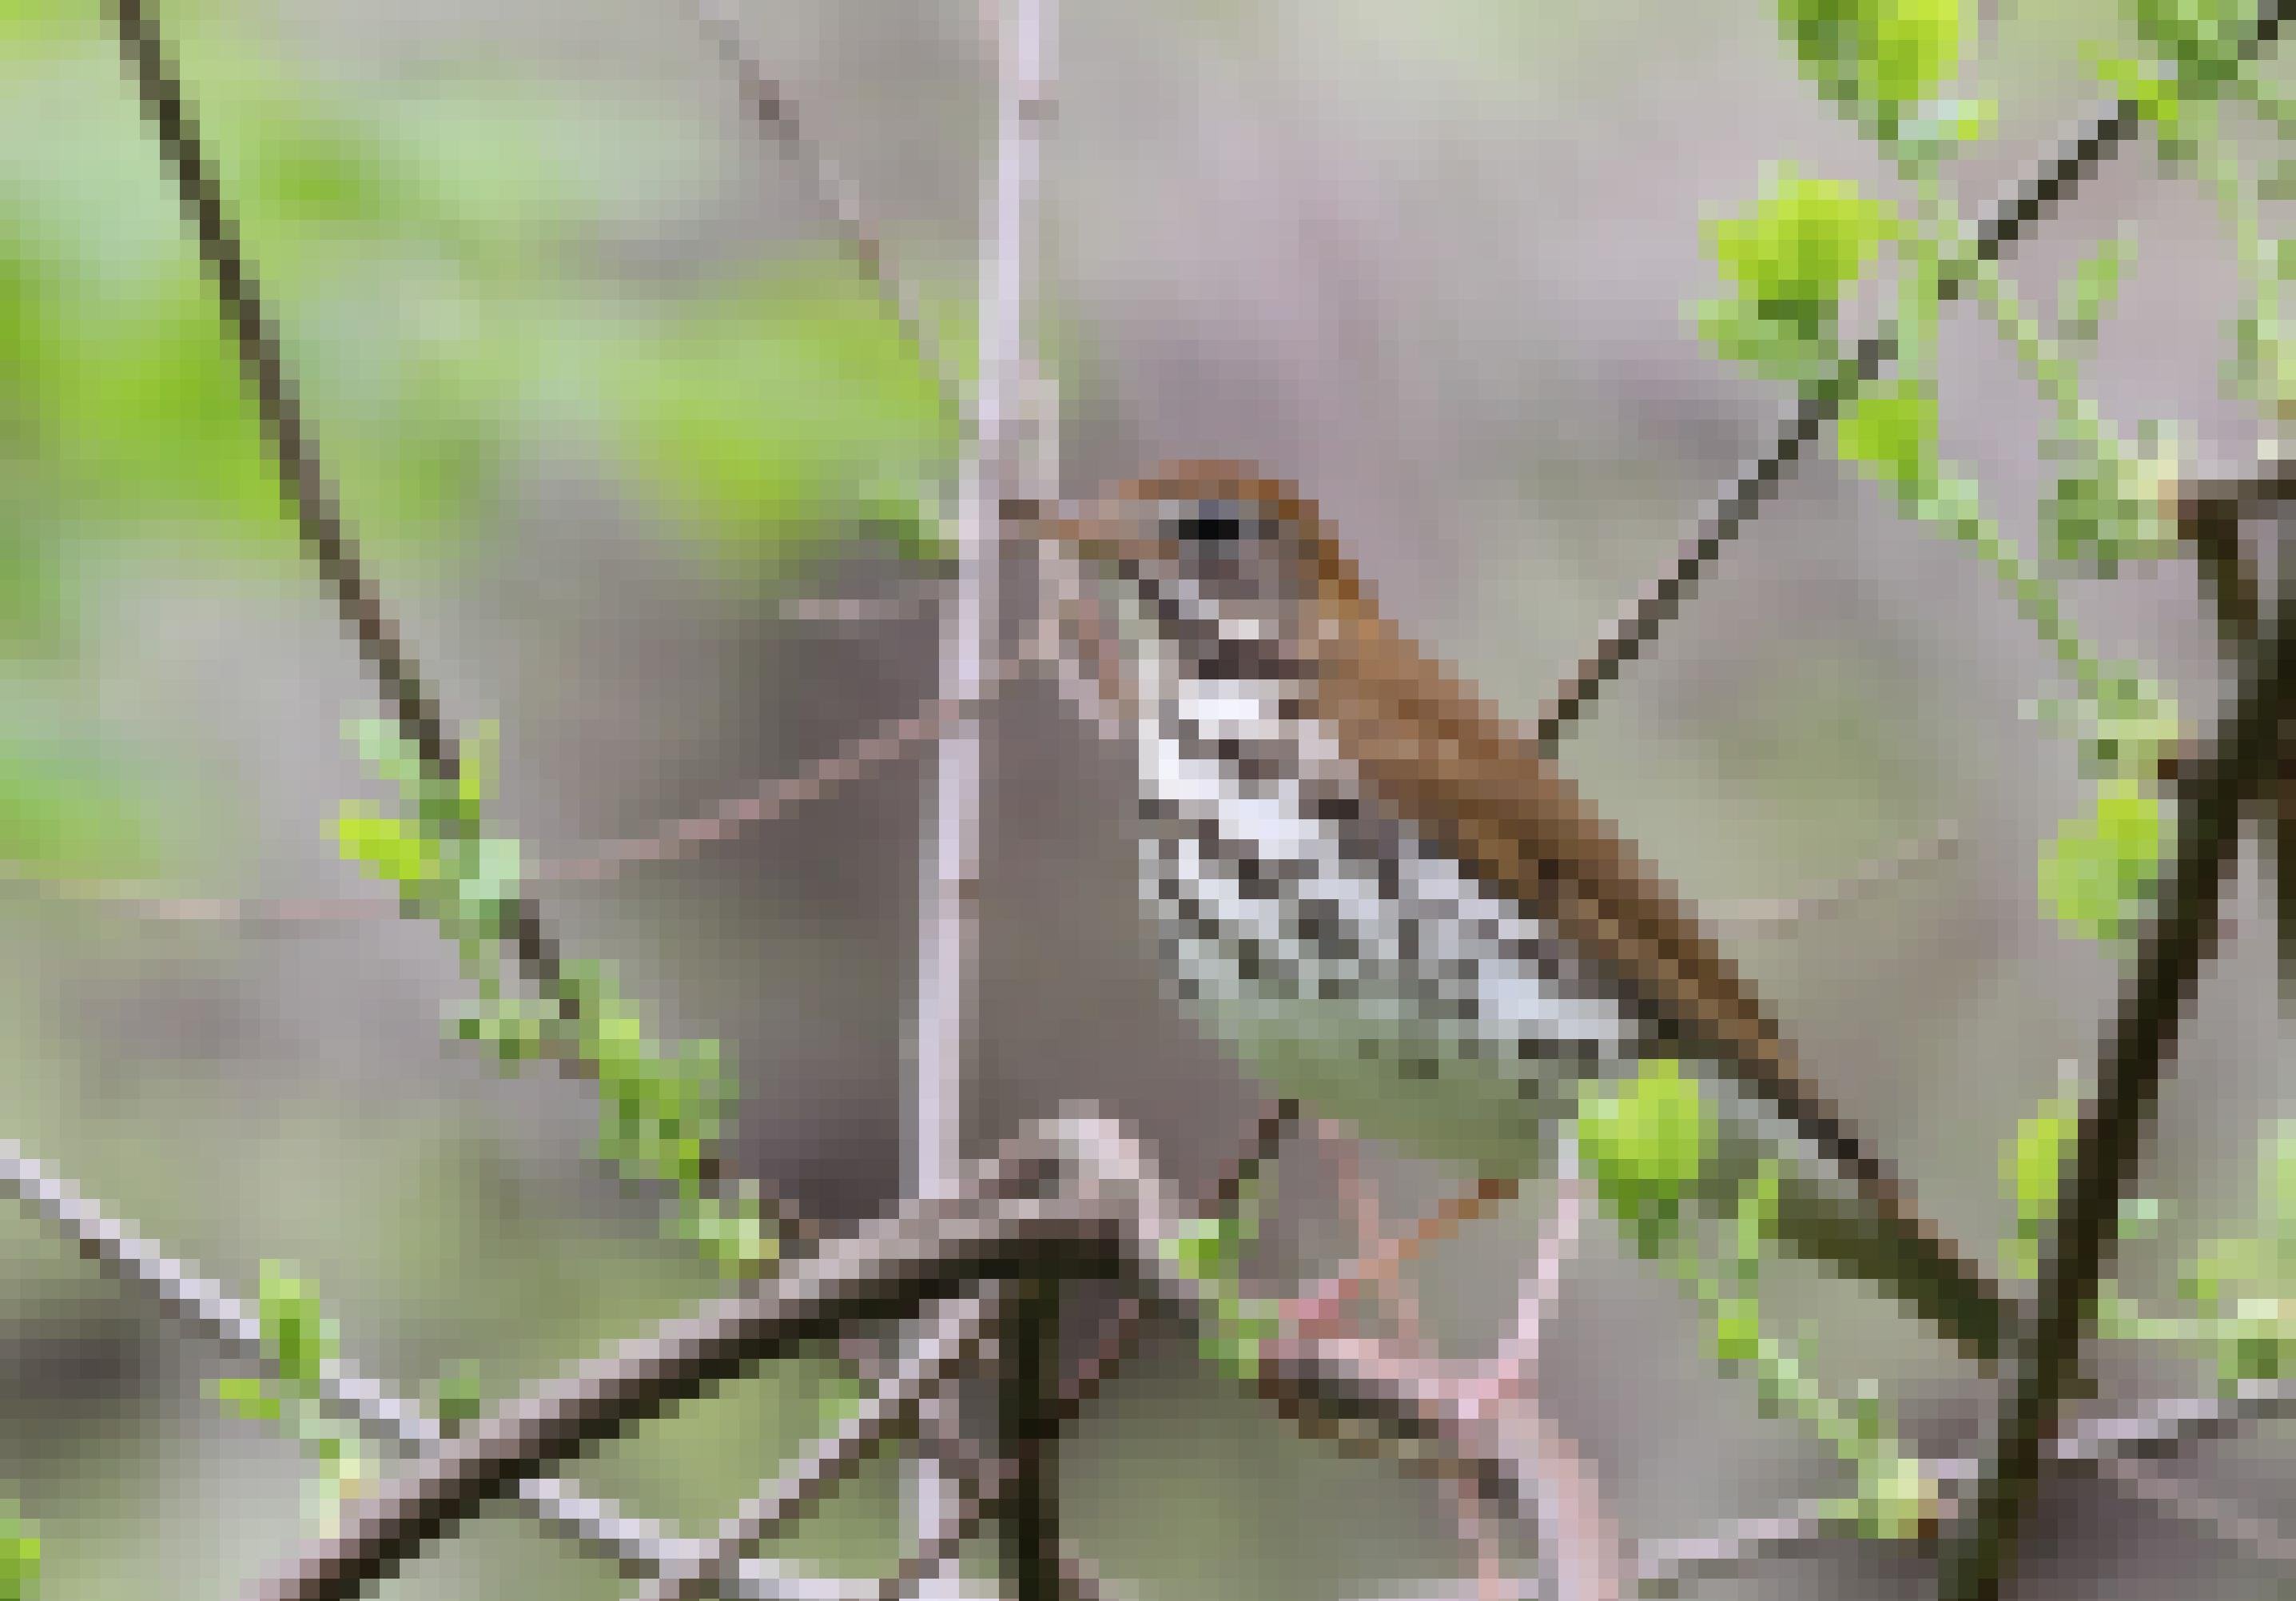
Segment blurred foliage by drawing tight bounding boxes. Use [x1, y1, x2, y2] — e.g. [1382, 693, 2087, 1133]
[0, 0, 960, 878]
[0, 1503, 31, 1601]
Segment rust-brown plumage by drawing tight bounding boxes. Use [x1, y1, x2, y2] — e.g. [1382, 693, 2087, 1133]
[1035, 461, 2017, 1359]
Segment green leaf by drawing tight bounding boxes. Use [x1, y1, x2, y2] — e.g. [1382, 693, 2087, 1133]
[2227, 313, 2294, 413]
[1836, 376, 1940, 505]
[2055, 232, 2134, 345]
[449, 834, 524, 928]
[1857, 1453, 1938, 1539]
[2037, 776, 2170, 943]
[211, 1372, 283, 1425]
[426, 1360, 485, 1436]
[335, 805, 440, 893]
[1776, 0, 1970, 141]
[256, 1260, 336, 1392]
[679, 1189, 780, 1276]
[2042, 430, 2175, 576]
[2001, 1090, 2080, 1278]
[1859, 0, 1965, 114]
[1578, 1060, 1718, 1250]
[0, 1502, 36, 1601]
[2084, 667, 2181, 775]
[2091, 50, 2194, 161]
[347, 718, 428, 795]
[1697, 169, 1897, 384]
[1713, 1294, 1764, 1366]
[1709, 167, 1899, 311]
[2127, 0, 2252, 92]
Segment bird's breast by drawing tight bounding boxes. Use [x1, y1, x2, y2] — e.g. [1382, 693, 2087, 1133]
[1127, 679, 1642, 1172]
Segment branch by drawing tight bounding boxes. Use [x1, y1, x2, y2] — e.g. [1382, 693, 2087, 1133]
[682, 0, 964, 420]
[1936, 505, 2296, 1597]
[908, 0, 1052, 1581]
[252, 1115, 1204, 1601]
[0, 1139, 845, 1601]
[1532, 10, 2294, 754]
[631, 1291, 1007, 1601]
[2169, 448, 2296, 1010]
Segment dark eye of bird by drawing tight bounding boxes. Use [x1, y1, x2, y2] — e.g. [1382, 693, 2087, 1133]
[1172, 500, 1246, 546]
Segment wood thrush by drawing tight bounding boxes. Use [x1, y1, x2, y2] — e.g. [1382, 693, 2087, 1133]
[1023, 460, 2018, 1360]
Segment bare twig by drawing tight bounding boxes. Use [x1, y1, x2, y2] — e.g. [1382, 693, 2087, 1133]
[1315, 1121, 1435, 1351]
[1707, 822, 1963, 934]
[909, 0, 1050, 1583]
[102, 0, 579, 1006]
[0, 1139, 854, 1601]
[1286, 1179, 1520, 1338]
[1311, 1124, 1519, 1600]
[776, 579, 949, 627]
[2087, 1452, 2296, 1567]
[250, 1121, 1158, 1601]
[0, 662, 1033, 926]
[634, 1291, 1007, 1601]
[1052, 1101, 1299, 1419]
[1633, 1381, 2296, 1597]
[683, 0, 964, 420]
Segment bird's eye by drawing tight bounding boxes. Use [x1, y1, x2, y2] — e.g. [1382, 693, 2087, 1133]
[1171, 500, 1251, 547]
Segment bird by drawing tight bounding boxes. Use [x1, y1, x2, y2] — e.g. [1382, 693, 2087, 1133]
[1019, 460, 2017, 1361]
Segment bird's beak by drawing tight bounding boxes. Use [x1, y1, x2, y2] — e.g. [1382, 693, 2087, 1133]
[1001, 492, 1145, 738]
[997, 492, 1157, 566]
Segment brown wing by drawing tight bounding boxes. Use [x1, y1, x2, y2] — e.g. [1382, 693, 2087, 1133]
[1296, 533, 1791, 1078]
[1287, 512, 2015, 1359]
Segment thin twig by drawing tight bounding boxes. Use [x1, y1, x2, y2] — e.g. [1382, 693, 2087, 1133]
[776, 579, 949, 627]
[1052, 1101, 1299, 1419]
[250, 1121, 1152, 1601]
[1311, 1124, 1519, 1599]
[93, 0, 822, 1277]
[1706, 821, 1963, 934]
[909, 0, 1047, 1583]
[683, 0, 965, 420]
[0, 1139, 848, 1601]
[2087, 1452, 2296, 1567]
[1316, 1121, 1434, 1351]
[634, 1292, 1007, 1601]
[1632, 1381, 2296, 1596]
[0, 661, 1034, 926]
[1285, 1179, 1520, 1337]
[1532, 82, 2236, 755]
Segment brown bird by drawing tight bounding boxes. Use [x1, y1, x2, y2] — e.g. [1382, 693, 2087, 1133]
[1023, 460, 2017, 1360]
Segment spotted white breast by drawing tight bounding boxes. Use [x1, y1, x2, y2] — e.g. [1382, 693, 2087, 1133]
[1128, 661, 1645, 1174]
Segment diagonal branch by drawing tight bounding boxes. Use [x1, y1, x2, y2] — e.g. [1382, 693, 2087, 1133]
[682, 0, 964, 421]
[633, 1291, 1008, 1601]
[2171, 450, 2296, 1009]
[98, 0, 686, 1202]
[0, 1138, 853, 1601]
[1532, 2, 2294, 755]
[248, 1121, 1158, 1601]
